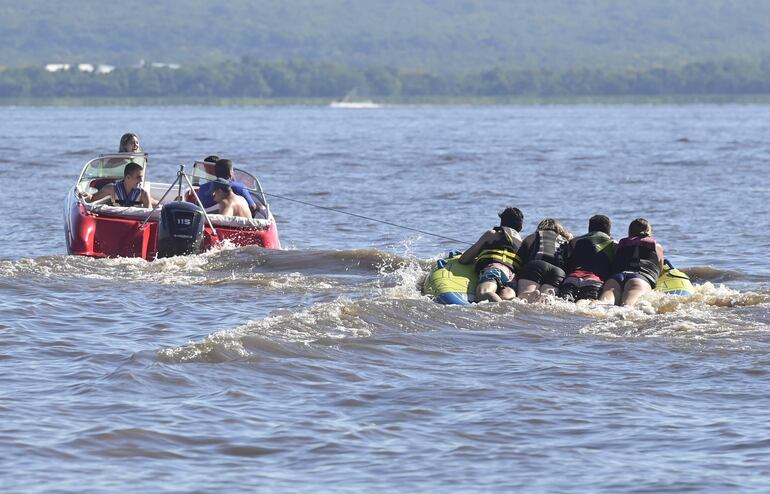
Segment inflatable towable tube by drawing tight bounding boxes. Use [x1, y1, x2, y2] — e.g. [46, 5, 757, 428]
[422, 254, 478, 305]
[424, 254, 693, 305]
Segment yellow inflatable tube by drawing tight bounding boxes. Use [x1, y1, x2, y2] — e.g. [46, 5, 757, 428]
[422, 255, 478, 305]
[655, 259, 694, 295]
[424, 255, 693, 304]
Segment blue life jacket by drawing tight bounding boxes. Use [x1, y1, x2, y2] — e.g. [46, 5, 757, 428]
[114, 180, 142, 207]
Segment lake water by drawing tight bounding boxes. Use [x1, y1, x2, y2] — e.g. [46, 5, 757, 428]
[1, 104, 769, 493]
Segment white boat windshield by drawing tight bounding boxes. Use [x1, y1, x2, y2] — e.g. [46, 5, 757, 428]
[76, 153, 148, 194]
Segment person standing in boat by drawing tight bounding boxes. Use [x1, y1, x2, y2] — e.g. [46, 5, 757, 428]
[459, 207, 524, 302]
[559, 215, 617, 304]
[82, 162, 155, 208]
[211, 180, 252, 219]
[597, 218, 665, 306]
[119, 133, 141, 153]
[516, 218, 572, 303]
[197, 159, 262, 216]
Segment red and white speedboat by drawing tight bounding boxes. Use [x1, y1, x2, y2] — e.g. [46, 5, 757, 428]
[64, 153, 281, 259]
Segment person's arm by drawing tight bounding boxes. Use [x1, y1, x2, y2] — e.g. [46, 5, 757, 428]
[459, 230, 495, 264]
[656, 243, 665, 269]
[140, 189, 157, 209]
[82, 184, 115, 203]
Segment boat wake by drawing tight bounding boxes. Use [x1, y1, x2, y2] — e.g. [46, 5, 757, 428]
[0, 244, 426, 289]
[158, 295, 522, 363]
[158, 253, 770, 363]
[575, 283, 770, 343]
[685, 265, 770, 283]
[2, 248, 768, 360]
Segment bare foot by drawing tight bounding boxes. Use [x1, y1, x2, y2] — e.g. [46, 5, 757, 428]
[524, 290, 541, 304]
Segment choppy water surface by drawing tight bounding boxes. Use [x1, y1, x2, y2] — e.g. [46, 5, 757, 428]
[1, 105, 769, 493]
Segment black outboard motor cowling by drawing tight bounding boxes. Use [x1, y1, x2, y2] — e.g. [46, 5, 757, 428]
[157, 202, 205, 258]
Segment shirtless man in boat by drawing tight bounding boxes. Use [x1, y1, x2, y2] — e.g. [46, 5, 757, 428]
[198, 158, 264, 217]
[211, 180, 252, 219]
[81, 162, 155, 208]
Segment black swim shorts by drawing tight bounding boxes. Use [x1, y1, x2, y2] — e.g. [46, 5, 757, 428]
[559, 276, 603, 302]
[518, 260, 566, 288]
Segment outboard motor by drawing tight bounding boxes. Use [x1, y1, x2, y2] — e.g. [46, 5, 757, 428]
[157, 202, 205, 258]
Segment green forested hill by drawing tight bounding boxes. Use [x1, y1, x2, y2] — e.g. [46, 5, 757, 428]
[2, 0, 770, 71]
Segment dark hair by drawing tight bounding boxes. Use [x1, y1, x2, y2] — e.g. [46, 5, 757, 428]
[498, 207, 524, 231]
[628, 218, 652, 237]
[214, 159, 234, 179]
[588, 215, 611, 235]
[204, 155, 220, 163]
[123, 162, 143, 177]
[212, 178, 232, 194]
[119, 133, 140, 152]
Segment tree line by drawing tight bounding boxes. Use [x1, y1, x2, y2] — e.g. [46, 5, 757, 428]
[5, 1, 770, 73]
[3, 58, 770, 99]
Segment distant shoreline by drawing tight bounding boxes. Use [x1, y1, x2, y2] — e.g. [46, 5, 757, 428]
[5, 94, 770, 107]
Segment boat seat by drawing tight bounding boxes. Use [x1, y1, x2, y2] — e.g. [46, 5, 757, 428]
[89, 177, 118, 190]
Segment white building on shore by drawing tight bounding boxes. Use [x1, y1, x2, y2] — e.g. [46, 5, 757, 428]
[44, 63, 116, 74]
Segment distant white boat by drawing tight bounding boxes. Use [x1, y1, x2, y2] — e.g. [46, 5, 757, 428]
[329, 100, 382, 109]
[330, 88, 382, 108]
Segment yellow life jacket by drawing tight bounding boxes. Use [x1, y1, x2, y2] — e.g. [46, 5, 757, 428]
[475, 226, 523, 272]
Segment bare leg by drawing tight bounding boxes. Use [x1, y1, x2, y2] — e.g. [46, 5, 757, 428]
[621, 278, 652, 306]
[499, 286, 517, 301]
[476, 280, 503, 303]
[597, 279, 621, 305]
[517, 279, 540, 302]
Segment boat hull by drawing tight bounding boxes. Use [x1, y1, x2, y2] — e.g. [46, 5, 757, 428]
[64, 189, 280, 260]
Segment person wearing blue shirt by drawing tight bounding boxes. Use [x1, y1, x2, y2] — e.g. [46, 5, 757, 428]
[197, 158, 260, 216]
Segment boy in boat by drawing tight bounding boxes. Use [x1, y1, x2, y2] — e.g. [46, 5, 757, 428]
[559, 215, 617, 304]
[197, 159, 264, 216]
[459, 207, 524, 302]
[597, 218, 665, 306]
[211, 180, 252, 219]
[81, 162, 155, 209]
